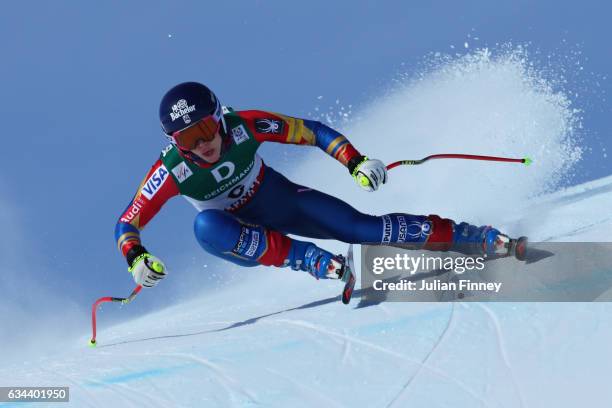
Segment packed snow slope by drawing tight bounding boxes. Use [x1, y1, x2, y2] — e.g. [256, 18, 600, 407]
[2, 48, 609, 407]
[1, 177, 611, 408]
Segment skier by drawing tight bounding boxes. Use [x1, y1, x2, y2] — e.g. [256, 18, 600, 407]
[115, 81, 524, 292]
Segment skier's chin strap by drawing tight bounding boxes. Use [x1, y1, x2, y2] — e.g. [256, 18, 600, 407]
[177, 147, 209, 166]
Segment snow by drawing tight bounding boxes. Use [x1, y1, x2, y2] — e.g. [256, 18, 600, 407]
[1, 48, 610, 407]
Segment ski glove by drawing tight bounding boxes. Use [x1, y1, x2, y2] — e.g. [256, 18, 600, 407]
[347, 155, 387, 192]
[127, 247, 167, 288]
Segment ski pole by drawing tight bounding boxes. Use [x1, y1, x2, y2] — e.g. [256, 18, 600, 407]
[386, 154, 532, 170]
[89, 285, 142, 347]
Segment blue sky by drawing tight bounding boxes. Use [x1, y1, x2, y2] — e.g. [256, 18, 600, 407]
[1, 0, 610, 321]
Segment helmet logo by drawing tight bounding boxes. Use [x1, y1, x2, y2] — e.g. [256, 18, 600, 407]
[170, 99, 196, 124]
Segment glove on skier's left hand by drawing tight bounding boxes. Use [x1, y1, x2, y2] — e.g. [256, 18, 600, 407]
[129, 253, 166, 288]
[126, 245, 167, 288]
[347, 155, 387, 192]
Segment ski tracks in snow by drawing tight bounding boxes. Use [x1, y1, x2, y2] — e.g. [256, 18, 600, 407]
[39, 366, 101, 408]
[44, 363, 170, 408]
[474, 303, 526, 408]
[264, 367, 345, 408]
[383, 303, 471, 408]
[270, 316, 490, 407]
[60, 347, 256, 407]
[158, 352, 259, 407]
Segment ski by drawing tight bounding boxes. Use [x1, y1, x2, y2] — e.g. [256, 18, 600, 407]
[341, 244, 357, 304]
[510, 236, 528, 261]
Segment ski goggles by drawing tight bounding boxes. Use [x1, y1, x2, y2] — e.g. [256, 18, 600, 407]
[171, 115, 221, 151]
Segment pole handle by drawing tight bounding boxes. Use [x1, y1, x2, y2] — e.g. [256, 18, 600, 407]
[386, 154, 532, 170]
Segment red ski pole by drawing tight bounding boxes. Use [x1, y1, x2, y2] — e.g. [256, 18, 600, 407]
[89, 285, 142, 347]
[386, 154, 532, 170]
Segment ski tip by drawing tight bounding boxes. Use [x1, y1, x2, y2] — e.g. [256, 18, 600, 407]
[88, 339, 97, 348]
[523, 157, 533, 166]
[515, 236, 528, 261]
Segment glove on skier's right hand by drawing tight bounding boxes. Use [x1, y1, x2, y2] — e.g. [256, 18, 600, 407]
[127, 248, 167, 288]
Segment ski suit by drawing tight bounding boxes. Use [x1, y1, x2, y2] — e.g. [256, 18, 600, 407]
[115, 110, 488, 275]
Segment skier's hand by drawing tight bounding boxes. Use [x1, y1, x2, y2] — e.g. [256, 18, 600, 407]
[348, 156, 387, 192]
[128, 253, 167, 288]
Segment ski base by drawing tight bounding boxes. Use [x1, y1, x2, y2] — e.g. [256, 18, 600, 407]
[503, 236, 528, 261]
[341, 244, 357, 304]
[511, 236, 528, 261]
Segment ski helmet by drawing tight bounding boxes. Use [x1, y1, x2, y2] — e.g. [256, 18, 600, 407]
[158, 82, 227, 148]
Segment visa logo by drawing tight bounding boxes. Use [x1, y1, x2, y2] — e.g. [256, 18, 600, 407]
[141, 165, 169, 200]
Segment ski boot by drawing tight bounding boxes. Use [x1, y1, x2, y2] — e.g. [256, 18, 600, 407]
[454, 223, 528, 261]
[304, 244, 356, 304]
[304, 245, 349, 281]
[482, 228, 528, 261]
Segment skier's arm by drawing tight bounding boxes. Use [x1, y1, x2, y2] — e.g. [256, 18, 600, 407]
[236, 110, 361, 167]
[237, 110, 387, 191]
[115, 159, 179, 268]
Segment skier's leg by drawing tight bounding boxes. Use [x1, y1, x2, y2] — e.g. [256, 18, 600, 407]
[292, 189, 510, 255]
[194, 209, 289, 267]
[193, 209, 348, 279]
[234, 167, 379, 239]
[234, 167, 509, 255]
